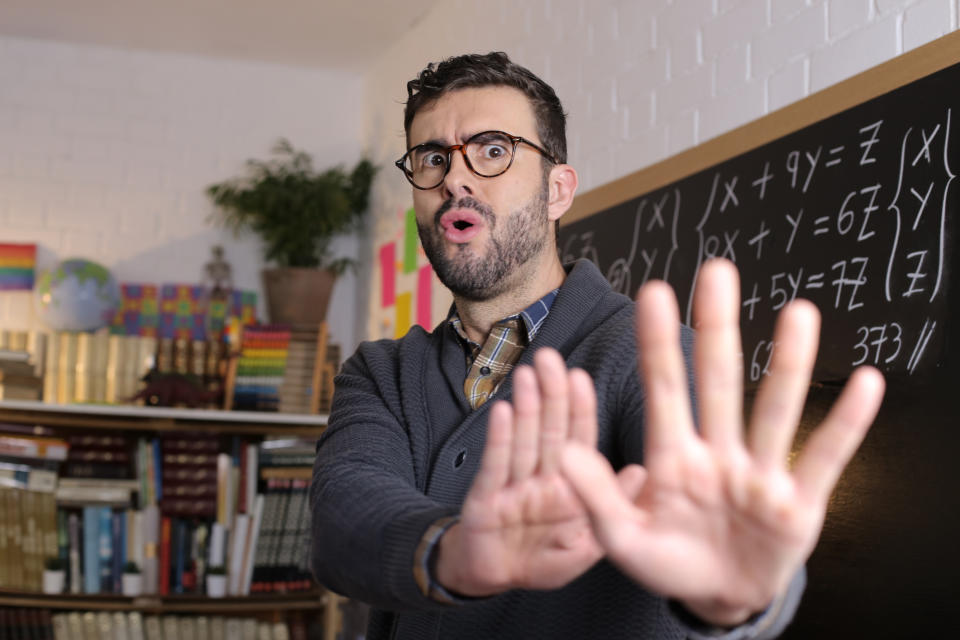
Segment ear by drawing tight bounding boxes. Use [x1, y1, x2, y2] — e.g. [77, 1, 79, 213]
[546, 163, 579, 223]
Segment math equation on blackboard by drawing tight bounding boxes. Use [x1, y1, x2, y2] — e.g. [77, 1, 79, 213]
[561, 63, 957, 382]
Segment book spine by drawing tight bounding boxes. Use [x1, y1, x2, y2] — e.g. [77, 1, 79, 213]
[158, 517, 171, 596]
[98, 507, 113, 593]
[0, 486, 8, 588]
[82, 506, 100, 594]
[111, 510, 125, 593]
[141, 504, 159, 595]
[68, 511, 81, 594]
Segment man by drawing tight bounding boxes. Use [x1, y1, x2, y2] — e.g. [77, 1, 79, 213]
[309, 52, 884, 639]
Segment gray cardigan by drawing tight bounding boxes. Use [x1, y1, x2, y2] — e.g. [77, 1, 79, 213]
[310, 259, 803, 640]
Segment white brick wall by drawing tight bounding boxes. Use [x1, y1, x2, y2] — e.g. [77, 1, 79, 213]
[3, 0, 957, 345]
[360, 0, 960, 340]
[0, 36, 367, 352]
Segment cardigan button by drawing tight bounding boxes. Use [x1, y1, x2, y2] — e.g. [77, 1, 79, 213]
[479, 365, 491, 375]
[454, 450, 467, 468]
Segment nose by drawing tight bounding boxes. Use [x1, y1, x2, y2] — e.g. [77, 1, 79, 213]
[440, 147, 475, 199]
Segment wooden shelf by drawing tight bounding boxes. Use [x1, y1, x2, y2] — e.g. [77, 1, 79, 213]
[0, 400, 327, 436]
[0, 589, 326, 613]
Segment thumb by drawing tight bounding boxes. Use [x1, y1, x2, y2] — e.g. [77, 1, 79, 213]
[560, 443, 645, 553]
[616, 463, 647, 502]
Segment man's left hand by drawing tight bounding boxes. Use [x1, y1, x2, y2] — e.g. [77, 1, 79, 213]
[560, 259, 885, 626]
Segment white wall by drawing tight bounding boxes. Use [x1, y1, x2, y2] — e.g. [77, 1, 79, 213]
[361, 0, 959, 340]
[0, 35, 366, 351]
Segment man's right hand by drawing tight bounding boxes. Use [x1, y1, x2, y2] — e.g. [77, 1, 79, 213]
[434, 349, 633, 596]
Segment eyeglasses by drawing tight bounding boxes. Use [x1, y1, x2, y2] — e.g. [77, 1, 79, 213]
[395, 130, 558, 190]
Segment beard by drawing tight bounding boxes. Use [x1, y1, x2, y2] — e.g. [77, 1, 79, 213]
[417, 180, 550, 302]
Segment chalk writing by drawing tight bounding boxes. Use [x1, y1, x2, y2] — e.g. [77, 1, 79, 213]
[560, 64, 958, 380]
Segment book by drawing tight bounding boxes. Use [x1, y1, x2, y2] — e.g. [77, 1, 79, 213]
[141, 504, 160, 595]
[227, 513, 250, 595]
[128, 612, 145, 640]
[82, 506, 100, 593]
[6, 486, 24, 588]
[67, 511, 81, 593]
[144, 616, 162, 640]
[113, 611, 131, 640]
[0, 434, 68, 461]
[56, 332, 78, 405]
[111, 509, 126, 593]
[240, 493, 264, 596]
[173, 518, 188, 594]
[158, 517, 171, 596]
[0, 486, 7, 588]
[98, 506, 113, 593]
[20, 486, 40, 590]
[55, 483, 133, 508]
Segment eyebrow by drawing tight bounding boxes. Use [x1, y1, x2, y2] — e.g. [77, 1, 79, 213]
[412, 138, 448, 149]
[410, 130, 492, 149]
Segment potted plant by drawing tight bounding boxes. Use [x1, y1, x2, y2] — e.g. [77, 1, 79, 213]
[121, 561, 142, 597]
[206, 565, 228, 598]
[207, 139, 376, 325]
[42, 557, 66, 594]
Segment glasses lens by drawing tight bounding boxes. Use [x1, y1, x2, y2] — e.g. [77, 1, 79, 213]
[408, 146, 447, 188]
[466, 132, 514, 177]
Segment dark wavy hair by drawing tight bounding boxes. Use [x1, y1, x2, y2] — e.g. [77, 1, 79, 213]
[403, 52, 567, 166]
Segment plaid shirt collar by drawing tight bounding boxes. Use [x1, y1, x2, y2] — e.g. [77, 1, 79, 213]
[448, 288, 559, 354]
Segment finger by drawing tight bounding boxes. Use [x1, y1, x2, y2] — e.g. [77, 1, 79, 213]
[635, 280, 697, 457]
[534, 348, 570, 475]
[568, 368, 598, 447]
[748, 299, 820, 468]
[615, 464, 647, 502]
[510, 365, 541, 482]
[560, 442, 646, 560]
[793, 366, 885, 505]
[471, 401, 514, 499]
[692, 259, 744, 451]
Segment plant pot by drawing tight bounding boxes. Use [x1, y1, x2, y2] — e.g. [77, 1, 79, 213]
[206, 574, 228, 598]
[121, 573, 142, 597]
[42, 570, 65, 594]
[261, 267, 337, 325]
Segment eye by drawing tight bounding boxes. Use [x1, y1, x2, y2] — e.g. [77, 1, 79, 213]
[479, 143, 508, 160]
[417, 150, 446, 169]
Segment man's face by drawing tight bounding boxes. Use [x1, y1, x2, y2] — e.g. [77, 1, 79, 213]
[407, 86, 553, 301]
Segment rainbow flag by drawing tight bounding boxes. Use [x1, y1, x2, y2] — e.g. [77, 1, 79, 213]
[0, 243, 37, 290]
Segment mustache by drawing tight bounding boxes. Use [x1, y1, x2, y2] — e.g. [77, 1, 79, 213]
[434, 196, 495, 227]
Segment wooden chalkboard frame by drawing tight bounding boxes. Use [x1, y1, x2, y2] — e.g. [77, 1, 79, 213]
[563, 29, 960, 227]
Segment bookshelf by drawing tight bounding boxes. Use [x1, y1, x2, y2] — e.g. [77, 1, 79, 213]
[0, 400, 328, 436]
[0, 589, 326, 613]
[0, 401, 341, 640]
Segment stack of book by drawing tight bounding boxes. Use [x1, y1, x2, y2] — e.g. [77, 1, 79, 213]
[42, 331, 158, 405]
[226, 323, 340, 415]
[231, 325, 291, 411]
[251, 438, 314, 594]
[0, 608, 318, 640]
[0, 330, 45, 401]
[0, 429, 64, 592]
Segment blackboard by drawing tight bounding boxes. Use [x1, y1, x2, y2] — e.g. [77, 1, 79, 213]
[561, 53, 957, 385]
[559, 33, 960, 637]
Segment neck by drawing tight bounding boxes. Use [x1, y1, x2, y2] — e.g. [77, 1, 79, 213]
[453, 253, 566, 344]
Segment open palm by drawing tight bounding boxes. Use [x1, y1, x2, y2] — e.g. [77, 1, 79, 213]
[561, 259, 885, 625]
[435, 351, 607, 597]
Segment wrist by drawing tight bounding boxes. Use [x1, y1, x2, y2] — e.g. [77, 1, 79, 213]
[677, 597, 759, 628]
[435, 523, 507, 597]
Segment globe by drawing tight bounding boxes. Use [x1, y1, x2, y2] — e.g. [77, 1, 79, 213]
[34, 258, 121, 332]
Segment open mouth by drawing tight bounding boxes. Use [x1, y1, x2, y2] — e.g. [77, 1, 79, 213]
[440, 209, 485, 243]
